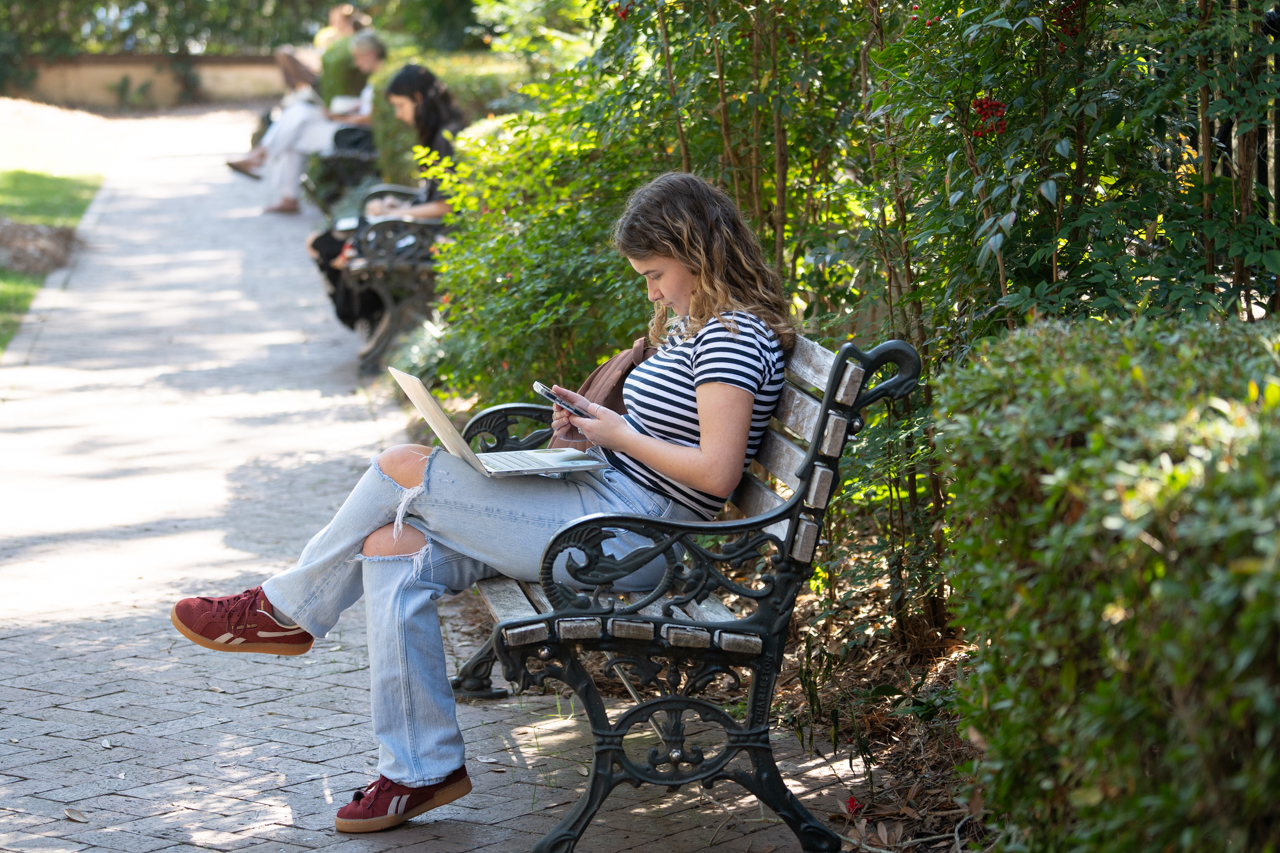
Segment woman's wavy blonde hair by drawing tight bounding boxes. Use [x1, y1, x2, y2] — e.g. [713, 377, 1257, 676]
[613, 172, 795, 351]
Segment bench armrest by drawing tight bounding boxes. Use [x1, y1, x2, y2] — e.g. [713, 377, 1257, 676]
[848, 339, 922, 415]
[350, 218, 444, 268]
[359, 183, 420, 205]
[462, 403, 555, 453]
[535, 492, 805, 626]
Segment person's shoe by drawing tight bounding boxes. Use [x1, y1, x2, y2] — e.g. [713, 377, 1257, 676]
[334, 768, 471, 833]
[170, 587, 313, 656]
[226, 158, 262, 180]
[263, 198, 300, 214]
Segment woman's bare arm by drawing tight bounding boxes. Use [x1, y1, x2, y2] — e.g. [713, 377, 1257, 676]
[552, 383, 753, 497]
[365, 197, 451, 219]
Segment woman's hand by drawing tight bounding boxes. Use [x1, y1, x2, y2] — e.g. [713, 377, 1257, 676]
[550, 386, 633, 450]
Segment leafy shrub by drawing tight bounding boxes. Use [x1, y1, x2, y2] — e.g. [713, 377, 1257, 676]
[394, 94, 665, 400]
[938, 319, 1280, 852]
[373, 0, 479, 51]
[0, 0, 326, 71]
[316, 37, 367, 104]
[370, 47, 528, 186]
[472, 0, 598, 72]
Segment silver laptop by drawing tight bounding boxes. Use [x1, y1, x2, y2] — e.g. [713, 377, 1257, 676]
[388, 367, 608, 478]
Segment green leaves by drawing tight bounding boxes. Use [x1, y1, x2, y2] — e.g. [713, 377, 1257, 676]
[941, 319, 1280, 853]
[1263, 251, 1280, 277]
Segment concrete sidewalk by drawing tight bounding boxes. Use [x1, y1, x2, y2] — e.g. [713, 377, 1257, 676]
[0, 105, 852, 853]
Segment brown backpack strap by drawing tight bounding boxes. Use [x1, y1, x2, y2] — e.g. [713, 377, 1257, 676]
[546, 340, 655, 449]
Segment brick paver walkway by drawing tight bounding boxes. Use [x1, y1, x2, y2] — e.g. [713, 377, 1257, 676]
[0, 104, 854, 853]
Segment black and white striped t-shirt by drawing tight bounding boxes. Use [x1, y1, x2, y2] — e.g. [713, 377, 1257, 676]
[605, 312, 786, 519]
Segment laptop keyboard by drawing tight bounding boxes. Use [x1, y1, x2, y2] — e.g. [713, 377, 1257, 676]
[482, 451, 549, 471]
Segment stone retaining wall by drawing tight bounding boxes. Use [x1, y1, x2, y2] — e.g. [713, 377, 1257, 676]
[28, 54, 286, 109]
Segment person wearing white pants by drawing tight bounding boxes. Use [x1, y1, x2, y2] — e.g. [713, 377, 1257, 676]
[227, 31, 386, 213]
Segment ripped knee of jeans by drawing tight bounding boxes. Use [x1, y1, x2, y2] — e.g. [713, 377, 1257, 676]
[362, 537, 433, 577]
[371, 448, 434, 540]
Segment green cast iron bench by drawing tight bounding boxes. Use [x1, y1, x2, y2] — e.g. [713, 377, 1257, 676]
[450, 333, 921, 852]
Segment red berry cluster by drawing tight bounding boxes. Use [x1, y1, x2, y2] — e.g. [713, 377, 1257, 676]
[615, 0, 634, 19]
[908, 5, 942, 25]
[971, 97, 1007, 137]
[1056, 0, 1084, 36]
[1055, 0, 1085, 50]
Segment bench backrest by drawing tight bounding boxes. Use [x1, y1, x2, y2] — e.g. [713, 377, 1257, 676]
[463, 333, 921, 622]
[728, 335, 866, 567]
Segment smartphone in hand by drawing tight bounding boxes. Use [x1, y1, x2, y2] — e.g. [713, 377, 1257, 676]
[533, 382, 594, 418]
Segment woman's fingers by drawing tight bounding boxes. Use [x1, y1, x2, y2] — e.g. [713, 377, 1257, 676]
[552, 385, 593, 409]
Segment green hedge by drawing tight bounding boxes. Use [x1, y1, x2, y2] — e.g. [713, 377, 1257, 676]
[316, 37, 367, 103]
[370, 48, 527, 186]
[938, 319, 1280, 852]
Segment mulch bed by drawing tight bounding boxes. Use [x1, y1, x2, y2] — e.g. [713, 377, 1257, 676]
[0, 216, 76, 275]
[772, 586, 984, 851]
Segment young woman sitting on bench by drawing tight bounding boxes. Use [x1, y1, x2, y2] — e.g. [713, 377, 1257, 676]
[169, 172, 795, 833]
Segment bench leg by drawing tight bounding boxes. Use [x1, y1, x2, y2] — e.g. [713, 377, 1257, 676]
[532, 750, 620, 853]
[449, 635, 508, 700]
[357, 275, 434, 374]
[733, 749, 842, 852]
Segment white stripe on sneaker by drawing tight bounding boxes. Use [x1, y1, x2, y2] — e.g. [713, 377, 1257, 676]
[230, 638, 245, 645]
[214, 632, 234, 643]
[258, 629, 308, 637]
[387, 795, 403, 816]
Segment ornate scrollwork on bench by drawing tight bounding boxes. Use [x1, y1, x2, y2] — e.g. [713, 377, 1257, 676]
[461, 403, 555, 453]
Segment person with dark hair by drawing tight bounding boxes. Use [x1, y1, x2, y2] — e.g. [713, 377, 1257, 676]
[307, 63, 464, 331]
[227, 31, 388, 214]
[362, 64, 466, 219]
[169, 172, 791, 833]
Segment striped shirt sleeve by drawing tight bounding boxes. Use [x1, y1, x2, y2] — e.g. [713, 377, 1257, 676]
[692, 316, 770, 395]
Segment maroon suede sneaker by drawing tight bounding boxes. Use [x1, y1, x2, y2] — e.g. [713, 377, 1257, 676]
[170, 587, 313, 656]
[334, 767, 471, 833]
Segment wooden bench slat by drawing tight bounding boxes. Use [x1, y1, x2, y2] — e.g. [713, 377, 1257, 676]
[732, 474, 785, 515]
[730, 474, 790, 541]
[791, 518, 820, 562]
[775, 384, 850, 460]
[786, 336, 865, 406]
[755, 428, 805, 491]
[774, 384, 823, 444]
[477, 577, 548, 646]
[685, 596, 736, 623]
[519, 580, 554, 614]
[608, 618, 656, 640]
[557, 617, 603, 640]
[662, 625, 712, 648]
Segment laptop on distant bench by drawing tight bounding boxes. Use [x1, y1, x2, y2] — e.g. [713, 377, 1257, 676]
[388, 367, 608, 478]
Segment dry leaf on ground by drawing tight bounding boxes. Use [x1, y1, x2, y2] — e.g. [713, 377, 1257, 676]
[63, 809, 88, 823]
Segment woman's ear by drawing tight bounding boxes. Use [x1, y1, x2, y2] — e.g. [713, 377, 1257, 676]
[413, 92, 424, 105]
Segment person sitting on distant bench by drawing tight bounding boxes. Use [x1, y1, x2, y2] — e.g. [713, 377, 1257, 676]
[308, 64, 465, 331]
[226, 31, 387, 215]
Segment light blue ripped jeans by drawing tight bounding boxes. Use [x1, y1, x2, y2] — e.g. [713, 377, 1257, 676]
[262, 448, 699, 788]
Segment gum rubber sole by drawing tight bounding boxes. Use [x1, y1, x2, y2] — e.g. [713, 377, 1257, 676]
[169, 605, 313, 656]
[334, 775, 473, 833]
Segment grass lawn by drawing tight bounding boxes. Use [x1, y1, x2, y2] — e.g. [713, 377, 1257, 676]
[0, 170, 101, 354]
